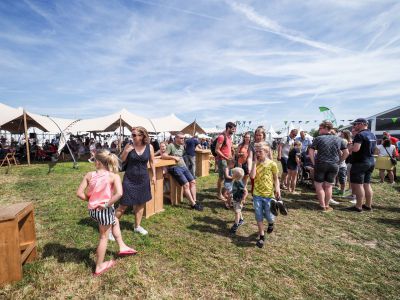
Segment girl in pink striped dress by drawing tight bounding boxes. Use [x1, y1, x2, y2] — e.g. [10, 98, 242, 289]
[77, 149, 137, 276]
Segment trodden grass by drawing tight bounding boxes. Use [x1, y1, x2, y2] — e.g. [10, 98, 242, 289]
[0, 162, 399, 299]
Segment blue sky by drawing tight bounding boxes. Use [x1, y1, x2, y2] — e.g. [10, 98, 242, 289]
[1, 0, 399, 132]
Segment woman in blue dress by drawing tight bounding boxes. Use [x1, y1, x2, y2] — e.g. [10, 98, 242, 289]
[115, 126, 156, 236]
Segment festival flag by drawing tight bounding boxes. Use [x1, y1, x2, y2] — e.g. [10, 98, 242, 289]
[319, 106, 329, 112]
[392, 118, 398, 123]
[305, 121, 309, 124]
[284, 121, 288, 125]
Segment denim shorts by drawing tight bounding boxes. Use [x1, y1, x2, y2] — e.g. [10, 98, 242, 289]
[168, 166, 195, 186]
[337, 166, 347, 184]
[314, 162, 339, 184]
[350, 160, 375, 184]
[224, 181, 233, 193]
[253, 195, 275, 223]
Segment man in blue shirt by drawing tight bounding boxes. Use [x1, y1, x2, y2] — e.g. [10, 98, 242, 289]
[296, 130, 313, 154]
[348, 118, 377, 212]
[184, 135, 202, 177]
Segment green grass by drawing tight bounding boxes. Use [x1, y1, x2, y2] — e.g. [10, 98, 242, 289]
[0, 162, 399, 299]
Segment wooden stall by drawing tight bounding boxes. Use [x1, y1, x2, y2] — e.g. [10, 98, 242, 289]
[144, 158, 176, 218]
[0, 202, 37, 285]
[195, 149, 211, 177]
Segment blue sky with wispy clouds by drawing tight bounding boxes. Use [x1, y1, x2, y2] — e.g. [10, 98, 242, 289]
[1, 0, 399, 132]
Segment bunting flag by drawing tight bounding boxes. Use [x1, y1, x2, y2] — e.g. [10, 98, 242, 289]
[392, 118, 398, 123]
[249, 121, 252, 125]
[305, 121, 309, 124]
[284, 121, 288, 125]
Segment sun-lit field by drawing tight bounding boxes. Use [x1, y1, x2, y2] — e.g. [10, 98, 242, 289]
[0, 162, 399, 299]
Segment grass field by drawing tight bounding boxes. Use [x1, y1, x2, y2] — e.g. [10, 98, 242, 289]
[0, 162, 399, 299]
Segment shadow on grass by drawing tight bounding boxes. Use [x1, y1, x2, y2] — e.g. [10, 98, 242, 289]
[372, 205, 400, 213]
[187, 215, 257, 248]
[42, 243, 94, 268]
[373, 218, 400, 228]
[77, 217, 133, 231]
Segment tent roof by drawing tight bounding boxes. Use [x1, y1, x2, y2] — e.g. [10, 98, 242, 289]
[69, 109, 155, 133]
[180, 120, 206, 135]
[151, 114, 188, 133]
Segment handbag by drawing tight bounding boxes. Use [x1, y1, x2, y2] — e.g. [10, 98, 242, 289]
[383, 146, 397, 166]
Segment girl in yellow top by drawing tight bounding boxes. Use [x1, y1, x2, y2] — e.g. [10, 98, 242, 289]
[250, 142, 285, 248]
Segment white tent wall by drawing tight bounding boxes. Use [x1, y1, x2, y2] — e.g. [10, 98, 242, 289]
[151, 114, 188, 133]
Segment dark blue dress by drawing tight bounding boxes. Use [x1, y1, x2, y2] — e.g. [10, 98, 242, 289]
[120, 144, 152, 206]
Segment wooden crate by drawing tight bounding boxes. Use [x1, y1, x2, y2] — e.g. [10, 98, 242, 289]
[0, 202, 37, 285]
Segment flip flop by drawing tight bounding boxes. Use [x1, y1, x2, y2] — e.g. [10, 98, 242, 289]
[118, 249, 138, 257]
[93, 260, 116, 277]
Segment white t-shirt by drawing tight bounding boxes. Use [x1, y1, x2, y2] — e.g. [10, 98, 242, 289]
[376, 144, 395, 157]
[281, 137, 295, 158]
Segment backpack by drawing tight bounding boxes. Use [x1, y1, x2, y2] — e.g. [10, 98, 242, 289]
[211, 134, 226, 157]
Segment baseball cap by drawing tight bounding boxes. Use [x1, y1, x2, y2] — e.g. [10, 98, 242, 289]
[351, 118, 368, 125]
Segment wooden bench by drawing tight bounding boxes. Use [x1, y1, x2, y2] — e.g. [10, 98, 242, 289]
[0, 202, 37, 285]
[0, 151, 18, 167]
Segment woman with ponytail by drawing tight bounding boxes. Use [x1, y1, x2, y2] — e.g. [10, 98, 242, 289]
[76, 149, 137, 276]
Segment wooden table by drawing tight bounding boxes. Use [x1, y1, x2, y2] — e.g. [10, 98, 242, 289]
[144, 158, 176, 218]
[195, 149, 211, 177]
[0, 202, 37, 284]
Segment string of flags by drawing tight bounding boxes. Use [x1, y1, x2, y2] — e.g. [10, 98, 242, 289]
[284, 117, 399, 125]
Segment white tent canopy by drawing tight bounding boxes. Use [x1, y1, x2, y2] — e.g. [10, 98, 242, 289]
[151, 114, 188, 133]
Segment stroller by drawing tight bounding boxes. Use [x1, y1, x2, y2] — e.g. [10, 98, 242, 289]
[297, 153, 314, 188]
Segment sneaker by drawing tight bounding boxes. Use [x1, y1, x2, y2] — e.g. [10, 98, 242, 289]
[256, 237, 265, 248]
[134, 226, 148, 235]
[345, 206, 362, 213]
[88, 158, 93, 163]
[329, 199, 340, 205]
[277, 200, 288, 215]
[191, 203, 204, 211]
[230, 223, 239, 234]
[238, 218, 244, 227]
[108, 231, 115, 241]
[270, 199, 278, 216]
[266, 223, 274, 234]
[362, 204, 372, 211]
[344, 194, 356, 199]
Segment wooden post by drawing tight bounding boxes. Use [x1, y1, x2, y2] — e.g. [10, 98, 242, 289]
[23, 110, 30, 166]
[119, 115, 122, 152]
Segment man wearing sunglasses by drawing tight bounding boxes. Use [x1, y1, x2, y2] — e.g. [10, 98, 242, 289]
[162, 132, 203, 211]
[347, 118, 377, 212]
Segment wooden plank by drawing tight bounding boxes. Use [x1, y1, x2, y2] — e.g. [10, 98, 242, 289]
[20, 243, 35, 264]
[19, 241, 34, 251]
[0, 220, 22, 284]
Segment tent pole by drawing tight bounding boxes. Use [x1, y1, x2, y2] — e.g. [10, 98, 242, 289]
[119, 115, 122, 152]
[23, 109, 31, 166]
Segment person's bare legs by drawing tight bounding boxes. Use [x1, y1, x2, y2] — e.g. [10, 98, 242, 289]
[189, 180, 197, 203]
[364, 183, 373, 208]
[134, 204, 145, 228]
[281, 172, 288, 188]
[217, 177, 225, 199]
[115, 205, 127, 220]
[314, 182, 325, 208]
[323, 182, 333, 208]
[257, 221, 264, 237]
[379, 169, 385, 183]
[388, 170, 394, 183]
[351, 183, 364, 210]
[112, 218, 135, 252]
[95, 225, 112, 273]
[183, 182, 196, 205]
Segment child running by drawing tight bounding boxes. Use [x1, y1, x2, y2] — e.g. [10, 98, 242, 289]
[229, 167, 248, 234]
[250, 142, 286, 248]
[77, 149, 137, 276]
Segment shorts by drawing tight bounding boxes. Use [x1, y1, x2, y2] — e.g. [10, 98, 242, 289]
[218, 159, 228, 179]
[253, 195, 275, 223]
[232, 201, 243, 213]
[89, 206, 116, 226]
[350, 160, 375, 184]
[168, 166, 195, 186]
[337, 166, 347, 184]
[314, 162, 339, 184]
[224, 181, 233, 193]
[280, 157, 288, 173]
[287, 161, 298, 171]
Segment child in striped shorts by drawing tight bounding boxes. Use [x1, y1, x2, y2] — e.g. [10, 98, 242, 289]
[77, 149, 137, 276]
